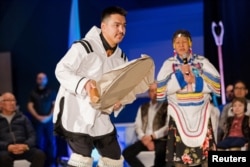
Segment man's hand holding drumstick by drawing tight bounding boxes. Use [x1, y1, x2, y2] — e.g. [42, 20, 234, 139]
[85, 80, 100, 103]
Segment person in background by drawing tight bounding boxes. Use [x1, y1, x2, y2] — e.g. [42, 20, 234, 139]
[157, 29, 220, 167]
[225, 84, 234, 103]
[217, 97, 250, 151]
[218, 80, 250, 142]
[218, 84, 234, 111]
[53, 6, 128, 167]
[27, 72, 57, 167]
[122, 82, 168, 167]
[0, 92, 45, 167]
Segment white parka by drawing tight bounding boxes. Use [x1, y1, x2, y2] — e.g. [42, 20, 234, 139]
[53, 26, 127, 137]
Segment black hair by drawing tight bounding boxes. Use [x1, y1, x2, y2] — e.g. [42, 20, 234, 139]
[101, 6, 127, 22]
[172, 29, 192, 43]
[233, 79, 248, 90]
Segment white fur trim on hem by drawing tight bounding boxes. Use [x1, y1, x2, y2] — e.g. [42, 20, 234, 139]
[67, 153, 93, 167]
[97, 156, 124, 167]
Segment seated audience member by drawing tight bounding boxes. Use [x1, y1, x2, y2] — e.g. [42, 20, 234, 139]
[218, 84, 234, 111]
[0, 92, 46, 167]
[217, 97, 250, 151]
[218, 80, 250, 142]
[225, 84, 234, 103]
[122, 82, 168, 167]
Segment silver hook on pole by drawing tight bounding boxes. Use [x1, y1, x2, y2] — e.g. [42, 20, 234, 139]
[212, 21, 224, 46]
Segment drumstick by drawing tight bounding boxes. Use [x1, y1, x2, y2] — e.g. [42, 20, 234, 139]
[90, 87, 100, 103]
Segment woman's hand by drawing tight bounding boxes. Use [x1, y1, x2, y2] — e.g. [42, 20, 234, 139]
[181, 64, 195, 84]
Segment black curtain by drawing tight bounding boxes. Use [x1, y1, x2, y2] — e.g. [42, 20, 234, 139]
[204, 0, 250, 100]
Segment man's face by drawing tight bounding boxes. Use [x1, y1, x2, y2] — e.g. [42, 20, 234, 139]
[1, 93, 16, 114]
[36, 73, 48, 88]
[234, 82, 248, 98]
[226, 85, 234, 101]
[101, 14, 126, 47]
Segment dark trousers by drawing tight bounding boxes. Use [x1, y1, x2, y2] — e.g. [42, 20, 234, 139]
[123, 139, 167, 167]
[0, 148, 46, 167]
[34, 121, 57, 166]
[67, 129, 121, 160]
[217, 136, 247, 149]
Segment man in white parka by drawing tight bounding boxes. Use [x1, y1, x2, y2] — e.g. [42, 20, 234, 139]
[53, 6, 128, 167]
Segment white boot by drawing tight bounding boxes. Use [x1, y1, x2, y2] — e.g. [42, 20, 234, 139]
[67, 153, 93, 167]
[97, 156, 124, 167]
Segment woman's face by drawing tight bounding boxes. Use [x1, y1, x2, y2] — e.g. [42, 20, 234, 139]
[232, 101, 245, 117]
[173, 36, 191, 57]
